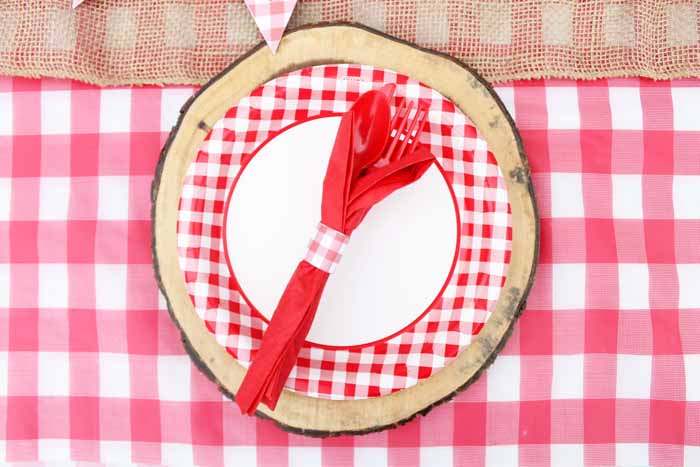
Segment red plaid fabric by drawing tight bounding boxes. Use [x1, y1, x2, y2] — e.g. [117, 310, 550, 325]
[243, 0, 298, 52]
[1, 74, 699, 466]
[177, 64, 512, 399]
[304, 223, 349, 274]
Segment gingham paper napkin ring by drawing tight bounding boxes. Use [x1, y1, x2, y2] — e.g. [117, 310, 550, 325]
[304, 223, 350, 274]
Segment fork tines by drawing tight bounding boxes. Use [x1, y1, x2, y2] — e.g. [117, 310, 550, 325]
[385, 98, 429, 162]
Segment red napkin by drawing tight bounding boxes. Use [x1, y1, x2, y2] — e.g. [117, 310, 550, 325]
[235, 97, 434, 415]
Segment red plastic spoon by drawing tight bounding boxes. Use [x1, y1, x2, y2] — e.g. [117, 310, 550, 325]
[351, 84, 395, 176]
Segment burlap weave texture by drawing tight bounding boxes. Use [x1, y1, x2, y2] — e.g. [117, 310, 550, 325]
[1, 0, 699, 85]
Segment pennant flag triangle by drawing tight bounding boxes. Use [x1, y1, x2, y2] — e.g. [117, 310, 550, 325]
[244, 0, 299, 53]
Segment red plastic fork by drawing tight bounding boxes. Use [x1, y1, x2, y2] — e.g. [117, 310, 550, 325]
[384, 98, 429, 162]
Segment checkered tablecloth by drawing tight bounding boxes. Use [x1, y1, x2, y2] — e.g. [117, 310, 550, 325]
[1, 75, 699, 466]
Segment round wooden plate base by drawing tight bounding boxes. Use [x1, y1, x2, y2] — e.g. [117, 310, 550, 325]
[152, 23, 539, 436]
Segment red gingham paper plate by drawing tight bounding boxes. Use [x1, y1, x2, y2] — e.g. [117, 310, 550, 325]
[176, 64, 512, 399]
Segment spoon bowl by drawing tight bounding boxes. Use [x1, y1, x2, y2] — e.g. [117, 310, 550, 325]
[351, 85, 394, 175]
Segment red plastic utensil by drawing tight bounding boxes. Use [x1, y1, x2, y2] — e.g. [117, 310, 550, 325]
[384, 99, 429, 163]
[351, 88, 393, 177]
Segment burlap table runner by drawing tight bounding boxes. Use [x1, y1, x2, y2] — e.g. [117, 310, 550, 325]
[1, 0, 698, 85]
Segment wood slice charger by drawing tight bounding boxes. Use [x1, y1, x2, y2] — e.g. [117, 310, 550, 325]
[152, 24, 538, 436]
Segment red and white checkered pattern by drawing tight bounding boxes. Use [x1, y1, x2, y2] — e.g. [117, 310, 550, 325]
[304, 223, 349, 274]
[177, 64, 512, 399]
[243, 0, 298, 52]
[1, 74, 700, 466]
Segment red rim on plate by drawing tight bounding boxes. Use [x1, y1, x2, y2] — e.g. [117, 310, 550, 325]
[176, 64, 512, 400]
[221, 113, 463, 350]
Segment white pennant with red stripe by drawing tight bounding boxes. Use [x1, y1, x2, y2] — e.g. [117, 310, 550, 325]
[243, 0, 299, 53]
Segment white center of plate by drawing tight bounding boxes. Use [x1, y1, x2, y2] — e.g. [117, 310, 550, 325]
[225, 116, 458, 347]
